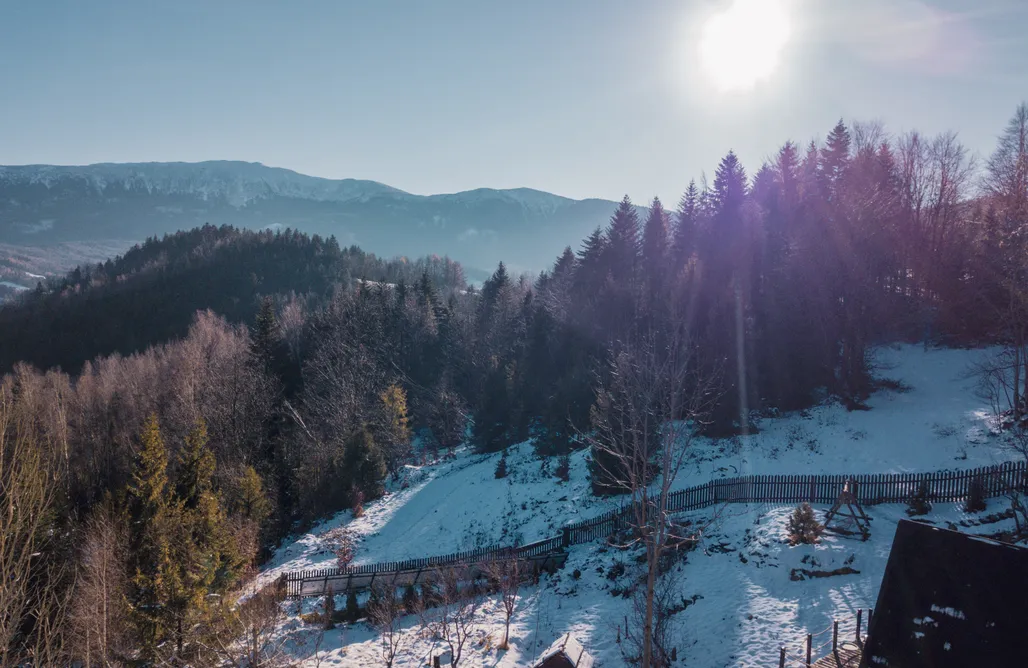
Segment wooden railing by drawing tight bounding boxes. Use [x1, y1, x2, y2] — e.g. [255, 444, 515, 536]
[286, 460, 1027, 598]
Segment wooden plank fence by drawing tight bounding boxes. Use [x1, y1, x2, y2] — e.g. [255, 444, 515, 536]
[286, 460, 1028, 598]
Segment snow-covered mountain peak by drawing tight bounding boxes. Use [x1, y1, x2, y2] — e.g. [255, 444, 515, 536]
[0, 161, 408, 207]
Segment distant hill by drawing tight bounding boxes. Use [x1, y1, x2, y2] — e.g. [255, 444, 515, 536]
[0, 161, 624, 275]
[0, 224, 466, 374]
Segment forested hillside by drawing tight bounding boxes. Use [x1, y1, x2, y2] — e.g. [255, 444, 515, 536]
[2, 107, 1028, 665]
[0, 225, 467, 374]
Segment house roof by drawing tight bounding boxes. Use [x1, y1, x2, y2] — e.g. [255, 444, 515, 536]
[863, 519, 1028, 667]
[532, 633, 595, 668]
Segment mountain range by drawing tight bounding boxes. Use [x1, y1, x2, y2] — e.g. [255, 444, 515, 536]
[0, 161, 625, 278]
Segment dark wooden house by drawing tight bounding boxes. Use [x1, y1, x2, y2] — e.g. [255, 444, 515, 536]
[861, 519, 1028, 667]
[531, 633, 594, 668]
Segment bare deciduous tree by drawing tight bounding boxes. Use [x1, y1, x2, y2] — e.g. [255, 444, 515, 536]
[419, 565, 482, 668]
[585, 322, 717, 668]
[68, 502, 131, 666]
[482, 555, 520, 650]
[367, 583, 408, 668]
[199, 579, 295, 668]
[0, 377, 69, 666]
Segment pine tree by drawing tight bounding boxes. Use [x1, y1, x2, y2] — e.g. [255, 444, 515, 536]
[642, 196, 670, 272]
[641, 196, 671, 327]
[821, 120, 852, 194]
[472, 365, 512, 453]
[787, 503, 823, 545]
[232, 466, 272, 526]
[251, 295, 281, 374]
[127, 414, 176, 659]
[604, 195, 641, 283]
[130, 414, 170, 527]
[324, 588, 337, 630]
[344, 428, 387, 500]
[907, 480, 932, 516]
[345, 590, 360, 622]
[177, 419, 216, 510]
[672, 180, 700, 267]
[402, 584, 419, 614]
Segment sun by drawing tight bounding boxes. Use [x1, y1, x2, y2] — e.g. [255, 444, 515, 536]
[699, 0, 791, 92]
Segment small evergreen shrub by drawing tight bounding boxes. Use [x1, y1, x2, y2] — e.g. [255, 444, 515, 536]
[402, 583, 419, 613]
[494, 452, 508, 479]
[345, 590, 360, 622]
[323, 589, 337, 630]
[555, 454, 571, 482]
[966, 475, 987, 513]
[907, 480, 932, 516]
[787, 503, 823, 545]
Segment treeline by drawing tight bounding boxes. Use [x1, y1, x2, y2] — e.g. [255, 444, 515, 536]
[2, 106, 1028, 663]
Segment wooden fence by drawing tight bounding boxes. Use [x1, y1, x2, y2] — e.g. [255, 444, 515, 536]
[286, 460, 1028, 598]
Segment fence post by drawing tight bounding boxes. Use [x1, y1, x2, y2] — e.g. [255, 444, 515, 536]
[833, 620, 838, 652]
[856, 609, 862, 643]
[806, 634, 812, 666]
[562, 526, 571, 548]
[779, 646, 786, 668]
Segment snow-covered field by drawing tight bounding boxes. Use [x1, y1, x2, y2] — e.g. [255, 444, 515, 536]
[262, 344, 1020, 667]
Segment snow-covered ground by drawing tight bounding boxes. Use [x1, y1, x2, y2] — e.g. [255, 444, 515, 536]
[262, 344, 1020, 667]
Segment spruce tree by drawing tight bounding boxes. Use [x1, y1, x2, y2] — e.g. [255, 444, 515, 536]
[642, 196, 670, 272]
[127, 414, 176, 659]
[177, 419, 216, 510]
[672, 180, 700, 266]
[130, 414, 170, 527]
[604, 195, 641, 283]
[233, 465, 273, 526]
[641, 196, 671, 320]
[251, 295, 281, 374]
[344, 428, 387, 500]
[472, 365, 512, 453]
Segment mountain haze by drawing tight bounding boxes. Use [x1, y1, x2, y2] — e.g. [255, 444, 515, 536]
[0, 161, 624, 275]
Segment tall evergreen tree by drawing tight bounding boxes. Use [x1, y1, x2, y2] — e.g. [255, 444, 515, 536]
[604, 195, 641, 283]
[672, 180, 701, 268]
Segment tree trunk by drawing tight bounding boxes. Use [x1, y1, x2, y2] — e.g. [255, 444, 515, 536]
[643, 547, 656, 668]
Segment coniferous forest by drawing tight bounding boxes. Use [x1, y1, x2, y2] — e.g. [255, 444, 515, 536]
[2, 109, 1028, 664]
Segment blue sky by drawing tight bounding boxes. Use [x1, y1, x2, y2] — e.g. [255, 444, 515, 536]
[1, 0, 1026, 203]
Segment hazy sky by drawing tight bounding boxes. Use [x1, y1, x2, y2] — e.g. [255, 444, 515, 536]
[2, 0, 1026, 203]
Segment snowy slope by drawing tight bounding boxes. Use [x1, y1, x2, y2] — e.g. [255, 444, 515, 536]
[262, 344, 1019, 667]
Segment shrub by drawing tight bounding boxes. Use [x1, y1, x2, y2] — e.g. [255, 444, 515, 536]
[345, 590, 360, 622]
[334, 532, 356, 569]
[402, 583, 419, 613]
[323, 589, 337, 630]
[555, 454, 571, 482]
[606, 562, 626, 580]
[966, 475, 987, 513]
[787, 503, 823, 545]
[907, 480, 932, 516]
[494, 452, 508, 479]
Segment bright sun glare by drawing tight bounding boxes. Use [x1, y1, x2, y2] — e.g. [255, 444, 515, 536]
[699, 0, 791, 92]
